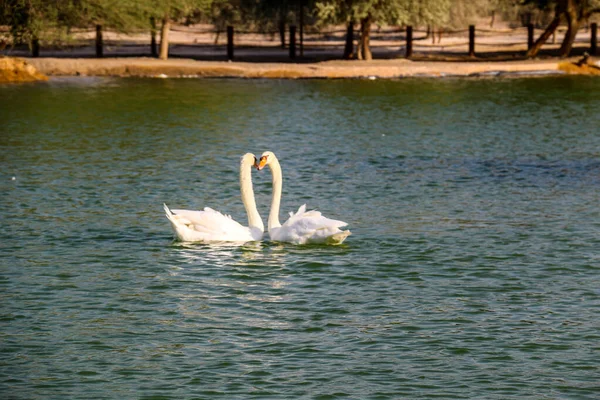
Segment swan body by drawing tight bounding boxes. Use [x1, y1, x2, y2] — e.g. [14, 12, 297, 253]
[164, 153, 264, 242]
[163, 205, 262, 242]
[269, 204, 351, 245]
[257, 151, 351, 245]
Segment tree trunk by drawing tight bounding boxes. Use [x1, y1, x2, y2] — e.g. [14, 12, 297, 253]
[432, 26, 436, 44]
[279, 19, 286, 48]
[343, 21, 354, 59]
[559, 4, 580, 57]
[490, 10, 496, 28]
[357, 15, 372, 61]
[159, 17, 170, 60]
[526, 14, 561, 57]
[592, 22, 598, 55]
[289, 25, 296, 59]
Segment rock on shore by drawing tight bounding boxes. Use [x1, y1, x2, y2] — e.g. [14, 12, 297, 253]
[0, 57, 48, 83]
[558, 55, 600, 76]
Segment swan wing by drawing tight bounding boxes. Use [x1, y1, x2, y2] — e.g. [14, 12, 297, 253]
[164, 204, 258, 242]
[272, 204, 351, 245]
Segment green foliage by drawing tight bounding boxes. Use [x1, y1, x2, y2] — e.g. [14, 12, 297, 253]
[401, 0, 451, 26]
[523, 0, 600, 15]
[1, 0, 59, 44]
[315, 0, 452, 27]
[445, 0, 489, 28]
[146, 0, 212, 20]
[0, 0, 216, 45]
[207, 0, 244, 30]
[64, 0, 152, 30]
[2, 0, 597, 51]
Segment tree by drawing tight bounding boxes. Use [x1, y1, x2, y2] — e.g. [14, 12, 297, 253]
[240, 0, 296, 48]
[315, 0, 455, 60]
[0, 0, 61, 55]
[144, 0, 213, 59]
[315, 0, 407, 60]
[315, 0, 360, 59]
[526, 0, 600, 58]
[402, 0, 451, 45]
[0, 0, 159, 56]
[61, 0, 153, 57]
[204, 0, 242, 45]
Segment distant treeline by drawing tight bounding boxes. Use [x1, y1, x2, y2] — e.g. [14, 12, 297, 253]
[1, 0, 599, 59]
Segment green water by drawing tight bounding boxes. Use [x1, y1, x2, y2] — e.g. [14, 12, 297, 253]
[1, 76, 599, 399]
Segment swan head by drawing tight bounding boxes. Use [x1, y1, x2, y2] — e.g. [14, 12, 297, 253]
[256, 151, 276, 171]
[241, 153, 258, 169]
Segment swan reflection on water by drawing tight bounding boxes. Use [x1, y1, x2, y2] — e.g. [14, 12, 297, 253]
[165, 239, 354, 332]
[168, 240, 288, 270]
[168, 239, 350, 270]
[167, 241, 292, 325]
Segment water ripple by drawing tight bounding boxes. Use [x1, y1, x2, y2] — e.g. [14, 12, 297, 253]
[1, 77, 599, 399]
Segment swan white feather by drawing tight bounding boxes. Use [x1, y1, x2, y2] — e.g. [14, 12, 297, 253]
[257, 151, 351, 245]
[164, 153, 263, 242]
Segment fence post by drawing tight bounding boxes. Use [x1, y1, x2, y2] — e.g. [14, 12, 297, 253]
[289, 25, 296, 60]
[299, 0, 304, 56]
[406, 26, 413, 58]
[31, 37, 40, 57]
[592, 23, 598, 55]
[527, 23, 534, 50]
[227, 26, 234, 61]
[468, 25, 475, 57]
[96, 25, 103, 58]
[150, 17, 158, 57]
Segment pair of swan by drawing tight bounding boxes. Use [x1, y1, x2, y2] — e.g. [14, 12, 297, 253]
[164, 151, 351, 245]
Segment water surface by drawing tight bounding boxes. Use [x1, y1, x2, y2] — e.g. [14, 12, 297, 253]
[1, 76, 599, 399]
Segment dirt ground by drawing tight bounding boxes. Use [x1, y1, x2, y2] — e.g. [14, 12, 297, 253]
[2, 23, 599, 79]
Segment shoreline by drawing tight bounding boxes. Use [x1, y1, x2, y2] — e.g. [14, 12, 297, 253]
[24, 57, 573, 79]
[4, 20, 599, 81]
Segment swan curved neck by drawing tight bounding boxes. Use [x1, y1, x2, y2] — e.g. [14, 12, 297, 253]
[240, 158, 264, 234]
[268, 156, 283, 232]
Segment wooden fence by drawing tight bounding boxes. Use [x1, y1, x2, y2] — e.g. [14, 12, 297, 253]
[2, 22, 598, 60]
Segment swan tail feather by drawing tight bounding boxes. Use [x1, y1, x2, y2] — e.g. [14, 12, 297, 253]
[164, 203, 198, 238]
[164, 203, 185, 239]
[326, 230, 351, 245]
[164, 203, 178, 223]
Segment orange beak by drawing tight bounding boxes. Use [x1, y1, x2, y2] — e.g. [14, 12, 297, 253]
[256, 156, 268, 171]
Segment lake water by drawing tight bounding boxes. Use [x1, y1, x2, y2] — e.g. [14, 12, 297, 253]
[1, 76, 599, 399]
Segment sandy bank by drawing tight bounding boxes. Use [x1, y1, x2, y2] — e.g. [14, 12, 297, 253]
[23, 57, 577, 79]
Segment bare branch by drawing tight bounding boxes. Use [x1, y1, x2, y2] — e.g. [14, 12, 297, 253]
[584, 7, 600, 19]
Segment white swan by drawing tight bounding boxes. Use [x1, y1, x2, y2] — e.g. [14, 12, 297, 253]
[256, 151, 351, 245]
[164, 153, 264, 242]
